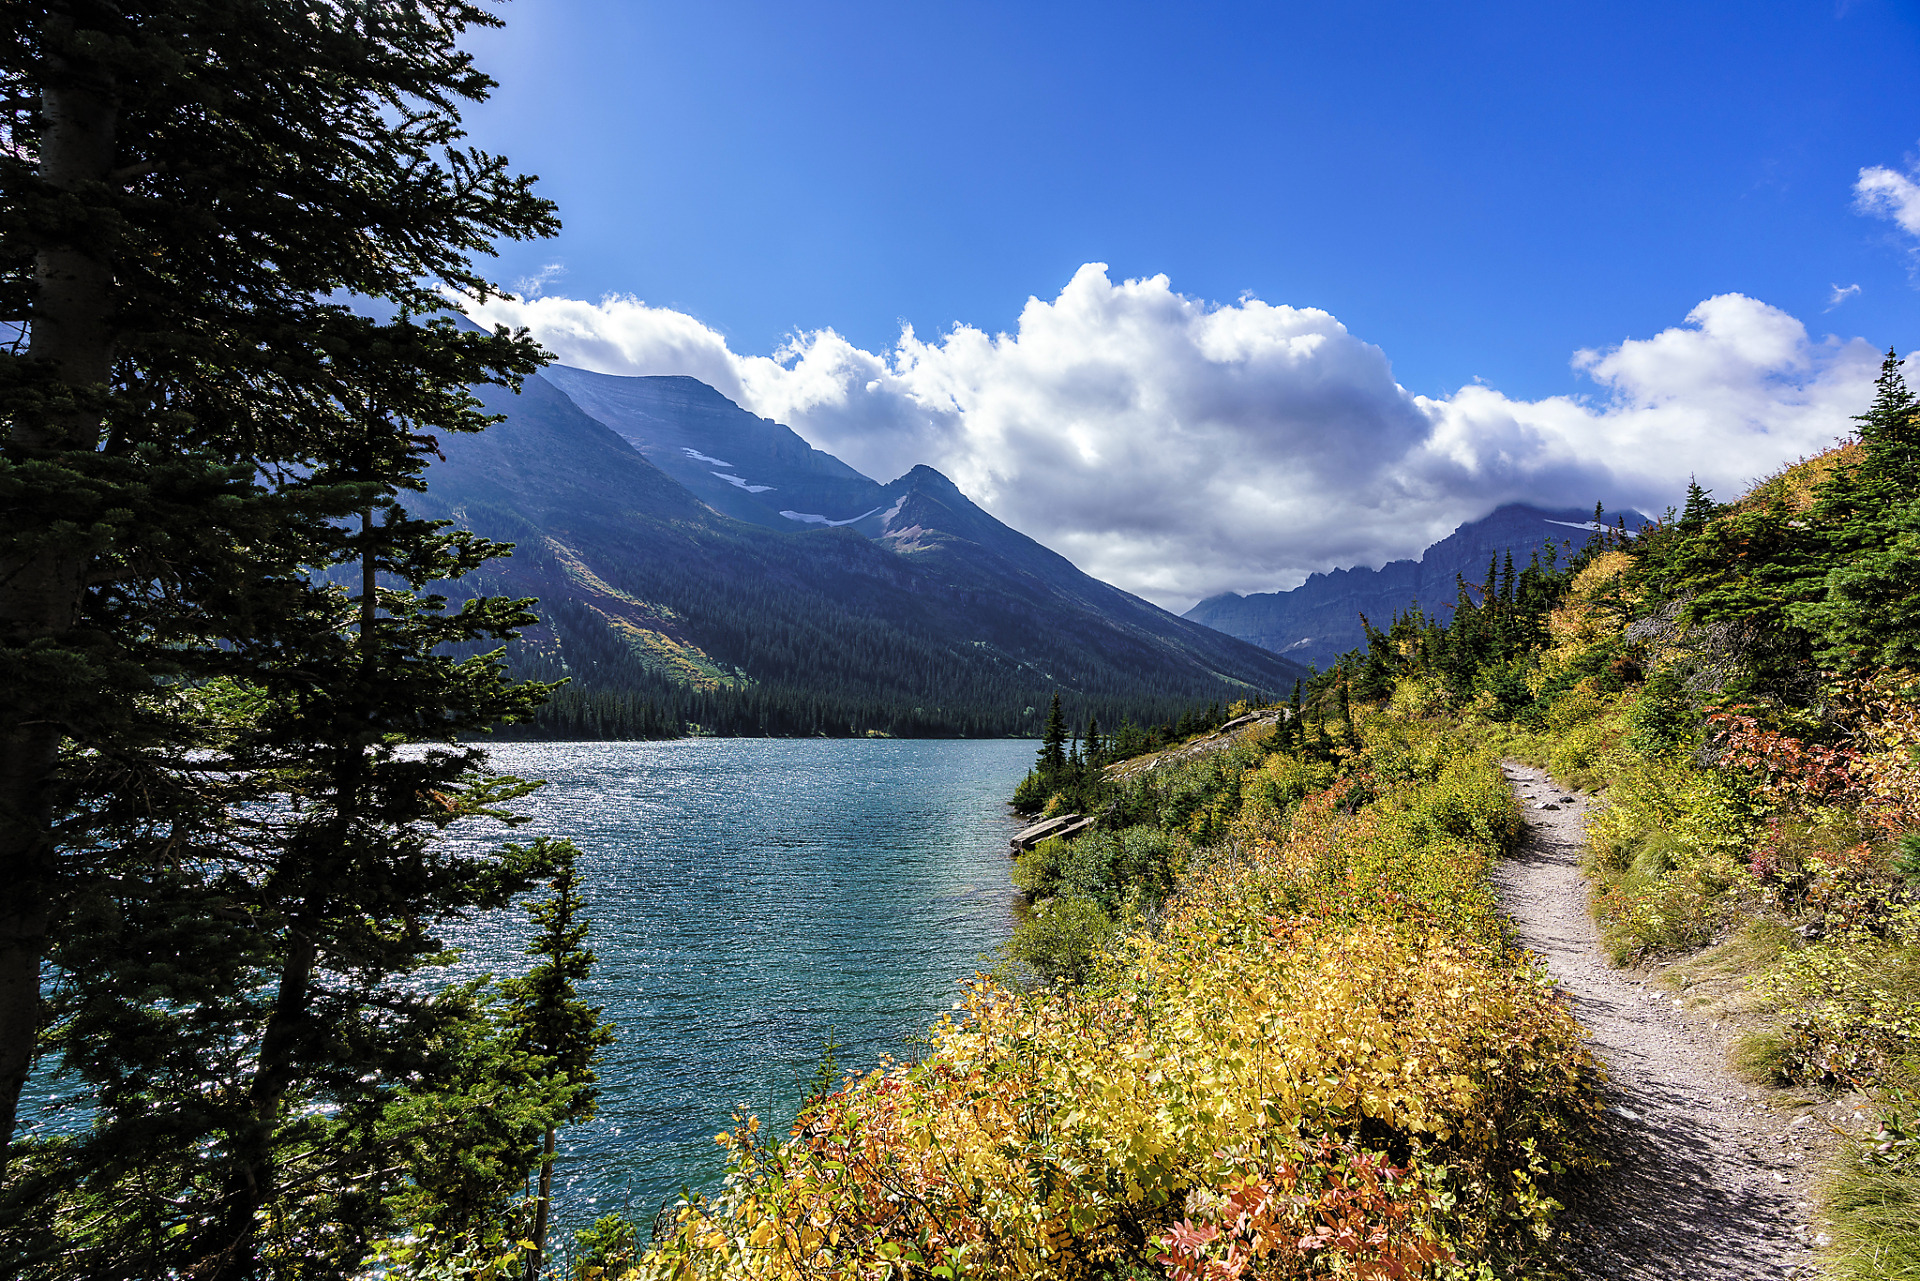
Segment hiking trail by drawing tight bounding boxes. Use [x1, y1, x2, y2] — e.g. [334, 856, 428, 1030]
[1493, 760, 1836, 1280]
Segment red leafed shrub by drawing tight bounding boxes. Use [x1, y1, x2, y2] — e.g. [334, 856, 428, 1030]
[1708, 711, 1862, 808]
[1156, 1140, 1454, 1281]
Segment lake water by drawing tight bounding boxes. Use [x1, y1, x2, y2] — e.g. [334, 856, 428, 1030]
[440, 738, 1033, 1230]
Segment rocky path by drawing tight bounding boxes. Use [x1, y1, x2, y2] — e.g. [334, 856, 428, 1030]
[1492, 761, 1828, 1280]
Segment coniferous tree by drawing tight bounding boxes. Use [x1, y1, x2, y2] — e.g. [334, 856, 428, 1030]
[1, 0, 557, 1164]
[1794, 352, 1920, 667]
[30, 418, 564, 1277]
[1039, 693, 1068, 779]
[1679, 477, 1716, 532]
[1, 2, 571, 1273]
[503, 841, 614, 1281]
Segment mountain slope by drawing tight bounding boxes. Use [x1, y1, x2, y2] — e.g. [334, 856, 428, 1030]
[1186, 503, 1653, 669]
[538, 367, 889, 531]
[420, 372, 1308, 737]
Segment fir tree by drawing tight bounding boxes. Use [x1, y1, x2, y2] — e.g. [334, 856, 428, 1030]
[503, 842, 615, 1281]
[2, 1, 567, 1272]
[1039, 693, 1068, 778]
[1856, 348, 1920, 491]
[1679, 477, 1715, 532]
[1, 0, 558, 1165]
[1793, 352, 1920, 667]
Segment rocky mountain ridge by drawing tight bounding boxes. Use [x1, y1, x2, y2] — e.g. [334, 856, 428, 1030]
[1186, 502, 1654, 669]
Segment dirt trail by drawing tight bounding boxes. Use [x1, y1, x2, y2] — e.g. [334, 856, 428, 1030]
[1492, 760, 1825, 1280]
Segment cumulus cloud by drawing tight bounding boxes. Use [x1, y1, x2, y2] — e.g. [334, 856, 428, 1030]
[469, 268, 1891, 612]
[1857, 159, 1920, 241]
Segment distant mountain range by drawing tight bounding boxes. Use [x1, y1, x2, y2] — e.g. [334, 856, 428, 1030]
[1185, 503, 1654, 670]
[418, 367, 1310, 738]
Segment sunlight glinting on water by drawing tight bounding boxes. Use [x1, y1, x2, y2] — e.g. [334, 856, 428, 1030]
[441, 738, 1031, 1229]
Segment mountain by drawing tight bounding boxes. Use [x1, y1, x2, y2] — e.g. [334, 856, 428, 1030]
[419, 369, 1309, 738]
[538, 368, 893, 532]
[1185, 503, 1653, 670]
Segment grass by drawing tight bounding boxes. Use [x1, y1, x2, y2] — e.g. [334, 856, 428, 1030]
[1823, 1145, 1920, 1280]
[1730, 1030, 1791, 1086]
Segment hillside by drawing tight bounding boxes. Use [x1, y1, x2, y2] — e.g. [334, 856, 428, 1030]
[1186, 502, 1652, 669]
[418, 371, 1308, 737]
[537, 368, 890, 532]
[631, 360, 1920, 1281]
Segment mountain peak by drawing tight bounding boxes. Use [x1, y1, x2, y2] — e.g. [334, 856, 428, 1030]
[892, 463, 962, 493]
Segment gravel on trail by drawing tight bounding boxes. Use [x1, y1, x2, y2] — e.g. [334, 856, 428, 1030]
[1492, 760, 1831, 1280]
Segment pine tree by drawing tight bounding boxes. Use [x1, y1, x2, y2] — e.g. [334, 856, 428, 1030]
[503, 842, 615, 1281]
[1679, 477, 1715, 532]
[1794, 352, 1920, 667]
[1856, 348, 1920, 492]
[2, 1, 567, 1272]
[1, 0, 558, 1166]
[33, 433, 563, 1276]
[1039, 693, 1068, 779]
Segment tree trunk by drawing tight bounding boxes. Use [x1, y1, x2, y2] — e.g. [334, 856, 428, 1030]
[529, 1123, 557, 1281]
[199, 925, 317, 1281]
[0, 65, 119, 1174]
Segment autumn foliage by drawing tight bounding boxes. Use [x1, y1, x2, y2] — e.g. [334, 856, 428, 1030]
[638, 734, 1598, 1280]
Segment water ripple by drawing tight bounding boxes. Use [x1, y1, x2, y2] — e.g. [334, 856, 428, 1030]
[442, 738, 1031, 1230]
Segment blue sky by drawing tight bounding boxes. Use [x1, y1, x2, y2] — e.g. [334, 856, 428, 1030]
[459, 0, 1920, 607]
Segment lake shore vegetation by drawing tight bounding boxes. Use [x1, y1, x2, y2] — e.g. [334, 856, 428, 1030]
[631, 358, 1920, 1280]
[640, 692, 1603, 1279]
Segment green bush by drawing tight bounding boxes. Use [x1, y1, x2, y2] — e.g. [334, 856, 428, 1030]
[1423, 751, 1522, 848]
[1006, 896, 1116, 986]
[572, 1212, 642, 1278]
[1055, 826, 1179, 912]
[1010, 836, 1066, 899]
[1625, 668, 1699, 757]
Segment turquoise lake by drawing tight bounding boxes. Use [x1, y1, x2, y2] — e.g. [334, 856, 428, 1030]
[439, 738, 1034, 1230]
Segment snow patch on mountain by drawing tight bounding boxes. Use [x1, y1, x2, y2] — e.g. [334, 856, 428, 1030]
[780, 504, 889, 528]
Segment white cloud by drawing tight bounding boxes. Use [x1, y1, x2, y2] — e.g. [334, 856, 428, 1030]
[513, 262, 569, 299]
[1827, 282, 1861, 309]
[468, 269, 1892, 613]
[1857, 160, 1920, 240]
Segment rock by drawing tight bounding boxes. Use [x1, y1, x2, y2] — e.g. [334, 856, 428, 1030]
[1537, 802, 1561, 811]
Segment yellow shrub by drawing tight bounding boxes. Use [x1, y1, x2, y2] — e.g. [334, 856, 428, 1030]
[642, 746, 1600, 1281]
